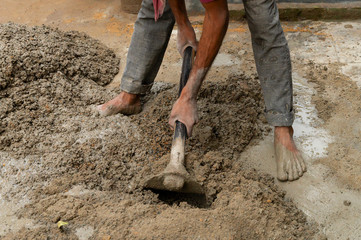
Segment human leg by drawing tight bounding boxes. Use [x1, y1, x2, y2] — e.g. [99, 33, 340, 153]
[98, 0, 175, 116]
[243, 0, 306, 181]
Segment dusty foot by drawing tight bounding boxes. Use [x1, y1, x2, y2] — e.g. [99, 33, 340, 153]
[274, 126, 307, 181]
[96, 92, 141, 116]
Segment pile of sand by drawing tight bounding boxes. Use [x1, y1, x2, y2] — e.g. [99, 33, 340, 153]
[0, 23, 319, 239]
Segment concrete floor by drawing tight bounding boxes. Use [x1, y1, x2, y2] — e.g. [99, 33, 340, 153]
[1, 1, 361, 239]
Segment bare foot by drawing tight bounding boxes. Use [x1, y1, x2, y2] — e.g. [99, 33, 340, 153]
[274, 126, 307, 181]
[96, 92, 141, 116]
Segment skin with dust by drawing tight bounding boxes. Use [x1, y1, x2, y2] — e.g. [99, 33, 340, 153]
[274, 127, 307, 181]
[274, 141, 307, 181]
[170, 0, 197, 56]
[186, 68, 209, 97]
[176, 25, 197, 56]
[96, 92, 141, 116]
[169, 68, 208, 137]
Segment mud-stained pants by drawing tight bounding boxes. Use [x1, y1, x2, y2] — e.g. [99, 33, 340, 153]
[120, 0, 294, 126]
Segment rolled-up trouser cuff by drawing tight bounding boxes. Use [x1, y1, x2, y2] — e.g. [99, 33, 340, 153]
[265, 110, 294, 126]
[120, 77, 153, 95]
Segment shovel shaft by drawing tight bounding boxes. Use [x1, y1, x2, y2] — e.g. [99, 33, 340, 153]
[170, 121, 187, 166]
[144, 46, 204, 194]
[178, 46, 194, 97]
[170, 46, 194, 166]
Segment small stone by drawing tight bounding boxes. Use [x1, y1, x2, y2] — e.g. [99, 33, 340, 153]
[343, 200, 351, 206]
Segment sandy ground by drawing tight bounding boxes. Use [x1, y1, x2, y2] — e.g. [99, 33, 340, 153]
[0, 1, 360, 239]
[0, 22, 320, 239]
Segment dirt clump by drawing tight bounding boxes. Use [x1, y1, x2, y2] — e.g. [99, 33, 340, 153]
[0, 23, 318, 239]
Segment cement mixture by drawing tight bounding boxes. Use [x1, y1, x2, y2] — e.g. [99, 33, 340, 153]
[0, 23, 320, 239]
[306, 62, 361, 190]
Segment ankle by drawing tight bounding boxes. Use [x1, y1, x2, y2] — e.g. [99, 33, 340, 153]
[274, 126, 293, 139]
[120, 91, 140, 104]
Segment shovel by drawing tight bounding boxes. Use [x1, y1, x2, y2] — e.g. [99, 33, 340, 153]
[144, 46, 204, 194]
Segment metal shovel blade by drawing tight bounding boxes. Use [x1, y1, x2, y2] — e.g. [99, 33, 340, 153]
[144, 173, 204, 194]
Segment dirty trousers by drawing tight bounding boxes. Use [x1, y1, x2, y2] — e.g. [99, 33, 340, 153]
[120, 0, 294, 126]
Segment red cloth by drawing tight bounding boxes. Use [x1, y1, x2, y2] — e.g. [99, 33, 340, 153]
[153, 0, 165, 21]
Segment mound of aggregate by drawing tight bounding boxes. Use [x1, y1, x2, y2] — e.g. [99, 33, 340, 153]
[0, 22, 119, 90]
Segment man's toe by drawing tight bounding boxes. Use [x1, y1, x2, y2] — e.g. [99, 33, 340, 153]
[294, 156, 304, 177]
[287, 160, 295, 181]
[96, 104, 108, 116]
[277, 172, 288, 181]
[297, 152, 307, 172]
[292, 162, 301, 180]
[276, 160, 288, 181]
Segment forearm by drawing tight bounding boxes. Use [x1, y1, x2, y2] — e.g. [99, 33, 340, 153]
[168, 0, 191, 28]
[181, 1, 229, 100]
[167, 1, 228, 135]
